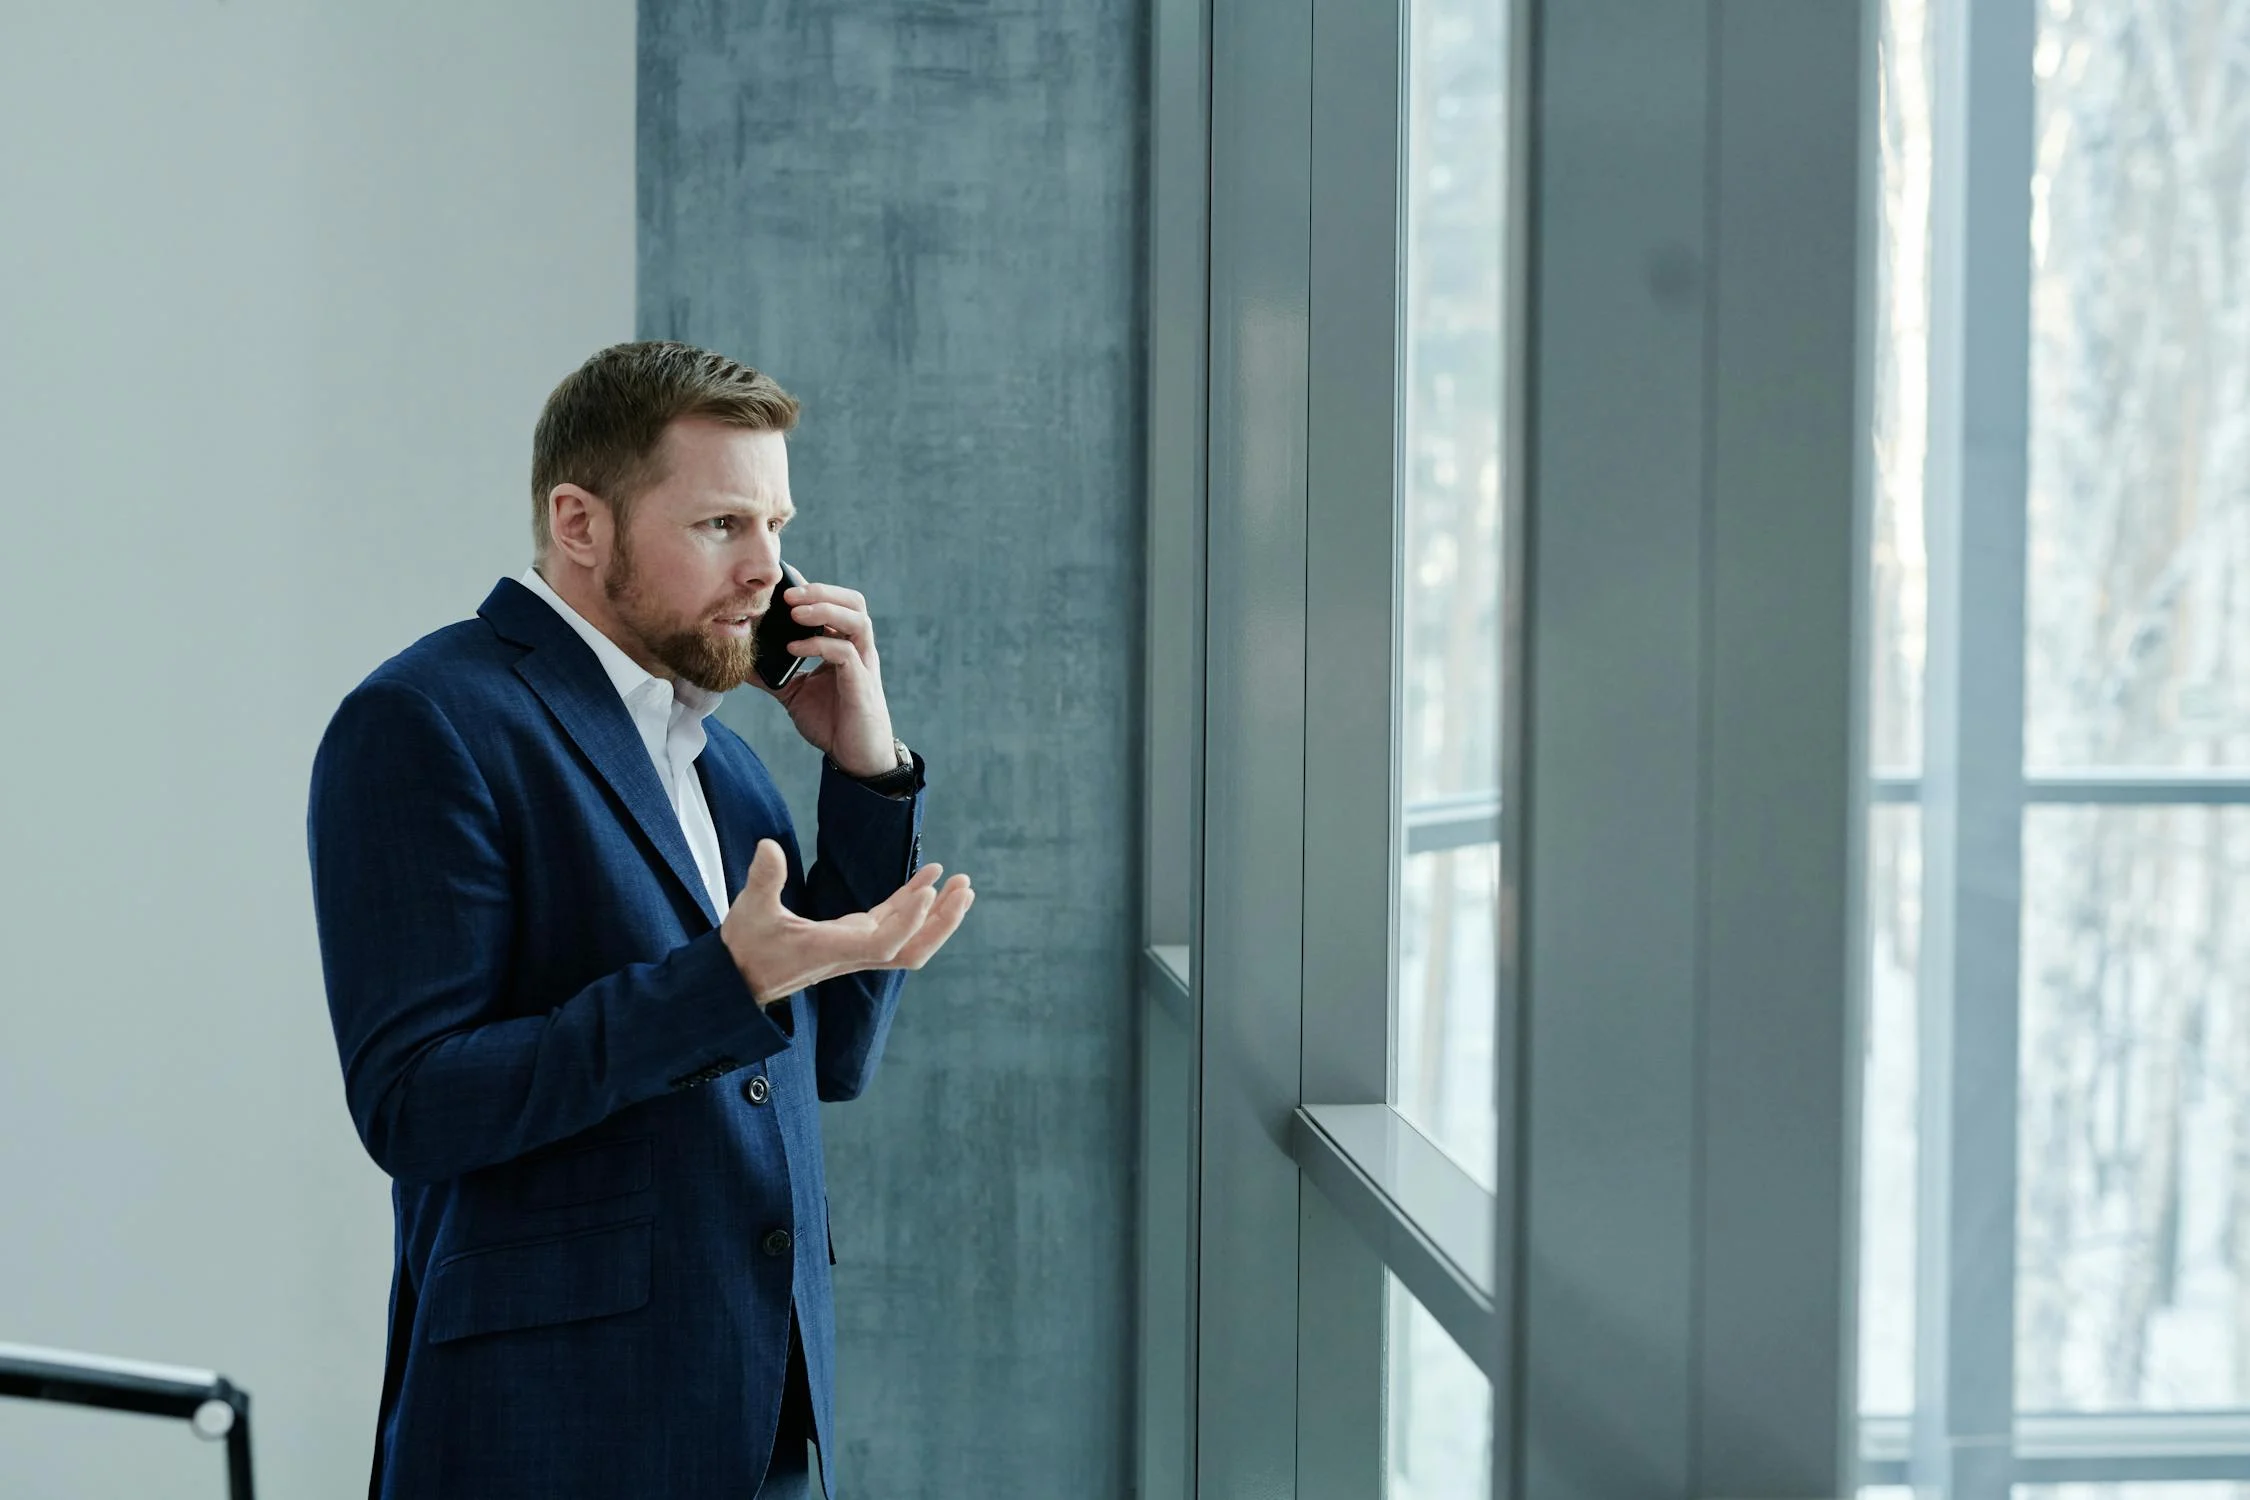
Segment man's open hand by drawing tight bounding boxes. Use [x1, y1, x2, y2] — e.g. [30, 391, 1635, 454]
[719, 839, 975, 1006]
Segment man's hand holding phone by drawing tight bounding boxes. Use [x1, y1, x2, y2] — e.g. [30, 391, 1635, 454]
[751, 563, 899, 779]
[720, 839, 975, 1006]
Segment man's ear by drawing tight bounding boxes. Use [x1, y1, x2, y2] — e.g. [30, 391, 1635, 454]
[546, 483, 610, 568]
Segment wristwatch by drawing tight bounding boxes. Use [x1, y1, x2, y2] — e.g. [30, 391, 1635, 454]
[841, 737, 918, 798]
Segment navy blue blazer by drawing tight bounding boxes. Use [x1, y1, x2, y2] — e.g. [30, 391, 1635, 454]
[306, 576, 923, 1499]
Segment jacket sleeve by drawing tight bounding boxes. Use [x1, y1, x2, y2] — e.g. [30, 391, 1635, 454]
[802, 754, 927, 1101]
[307, 677, 792, 1184]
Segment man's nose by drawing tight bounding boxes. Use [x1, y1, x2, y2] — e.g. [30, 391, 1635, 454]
[742, 540, 783, 595]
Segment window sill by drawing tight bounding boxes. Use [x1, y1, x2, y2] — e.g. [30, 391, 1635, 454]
[1291, 1102, 1495, 1375]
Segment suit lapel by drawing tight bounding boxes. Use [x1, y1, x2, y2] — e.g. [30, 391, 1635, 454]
[479, 577, 722, 930]
[695, 751, 744, 909]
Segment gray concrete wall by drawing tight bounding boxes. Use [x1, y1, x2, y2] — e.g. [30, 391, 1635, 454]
[639, 5, 1144, 1496]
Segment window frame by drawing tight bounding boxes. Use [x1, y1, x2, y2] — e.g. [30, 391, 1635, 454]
[1140, 2, 1871, 1498]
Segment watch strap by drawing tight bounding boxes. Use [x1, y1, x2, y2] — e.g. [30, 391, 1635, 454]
[836, 739, 918, 797]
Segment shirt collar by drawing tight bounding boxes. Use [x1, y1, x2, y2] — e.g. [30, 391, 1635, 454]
[517, 565, 725, 723]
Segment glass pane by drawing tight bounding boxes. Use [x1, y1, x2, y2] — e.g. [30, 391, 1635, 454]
[1862, 805, 1921, 1416]
[1871, 0, 1933, 776]
[1397, 845, 1500, 1193]
[1858, 0, 1932, 1422]
[2024, 0, 2250, 770]
[1387, 1273, 1492, 1499]
[1393, 0, 1506, 1185]
[2018, 806, 2250, 1410]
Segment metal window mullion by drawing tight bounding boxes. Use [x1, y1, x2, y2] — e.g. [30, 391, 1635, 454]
[1868, 1404, 2250, 1482]
[1490, 0, 1534, 1492]
[1512, 4, 1714, 1498]
[2023, 774, 2250, 803]
[1871, 774, 2250, 805]
[1145, 0, 1214, 960]
[1138, 0, 1213, 1491]
[1299, 0, 1408, 1487]
[1694, 6, 1870, 1494]
[1911, 0, 2035, 1495]
[1195, 0, 1315, 1493]
[1301, 0, 1405, 1145]
[1404, 794, 1503, 855]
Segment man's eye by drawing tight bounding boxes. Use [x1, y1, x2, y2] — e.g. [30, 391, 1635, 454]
[707, 517, 735, 533]
[769, 517, 787, 533]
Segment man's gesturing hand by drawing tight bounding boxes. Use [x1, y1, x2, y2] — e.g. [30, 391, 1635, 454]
[720, 839, 976, 1006]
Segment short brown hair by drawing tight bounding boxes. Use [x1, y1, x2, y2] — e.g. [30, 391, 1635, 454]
[530, 340, 800, 559]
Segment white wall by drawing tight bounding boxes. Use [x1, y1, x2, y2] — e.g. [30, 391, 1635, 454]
[0, 5, 634, 1493]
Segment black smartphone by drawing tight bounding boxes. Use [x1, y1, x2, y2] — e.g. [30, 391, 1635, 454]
[753, 560, 824, 691]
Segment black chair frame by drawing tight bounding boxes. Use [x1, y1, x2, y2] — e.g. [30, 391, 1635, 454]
[0, 1342, 254, 1499]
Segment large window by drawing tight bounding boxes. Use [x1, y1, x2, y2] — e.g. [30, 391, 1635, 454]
[1863, 0, 2250, 1488]
[1142, 0, 1867, 1494]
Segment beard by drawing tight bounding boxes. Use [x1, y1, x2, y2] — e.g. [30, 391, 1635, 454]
[603, 527, 761, 695]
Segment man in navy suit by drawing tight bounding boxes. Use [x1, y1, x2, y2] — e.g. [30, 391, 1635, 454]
[307, 341, 974, 1499]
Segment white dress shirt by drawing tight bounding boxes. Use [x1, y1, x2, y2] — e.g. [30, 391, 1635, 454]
[519, 566, 733, 920]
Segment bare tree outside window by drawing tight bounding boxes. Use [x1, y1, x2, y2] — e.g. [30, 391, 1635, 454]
[1868, 0, 2250, 1444]
[2017, 0, 2250, 1416]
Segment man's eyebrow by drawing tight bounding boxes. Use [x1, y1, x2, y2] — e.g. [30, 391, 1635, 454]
[708, 501, 795, 521]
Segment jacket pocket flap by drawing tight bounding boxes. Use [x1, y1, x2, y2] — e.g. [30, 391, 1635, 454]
[424, 1218, 652, 1346]
[516, 1135, 653, 1211]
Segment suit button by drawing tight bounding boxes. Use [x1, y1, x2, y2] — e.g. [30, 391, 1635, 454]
[742, 1075, 771, 1106]
[762, 1228, 793, 1257]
